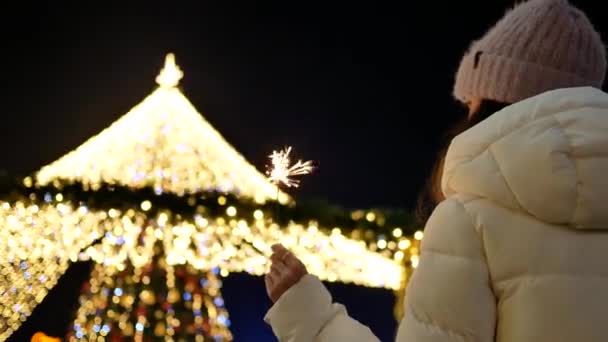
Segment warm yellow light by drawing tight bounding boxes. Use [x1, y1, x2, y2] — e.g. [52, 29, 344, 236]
[411, 255, 420, 268]
[365, 212, 376, 222]
[350, 210, 363, 220]
[23, 177, 33, 188]
[140, 200, 152, 211]
[0, 201, 103, 339]
[398, 239, 411, 250]
[394, 251, 404, 261]
[217, 196, 227, 206]
[108, 209, 119, 218]
[158, 213, 168, 225]
[25, 204, 402, 291]
[155, 53, 183, 89]
[1, 53, 408, 341]
[69, 263, 232, 341]
[392, 228, 402, 238]
[33, 54, 287, 205]
[414, 231, 424, 240]
[377, 239, 387, 249]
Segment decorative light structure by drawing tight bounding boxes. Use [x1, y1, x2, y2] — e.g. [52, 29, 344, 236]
[0, 54, 406, 341]
[36, 53, 288, 205]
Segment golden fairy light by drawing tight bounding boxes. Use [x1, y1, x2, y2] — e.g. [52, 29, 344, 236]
[266, 147, 313, 188]
[35, 53, 282, 205]
[0, 54, 409, 340]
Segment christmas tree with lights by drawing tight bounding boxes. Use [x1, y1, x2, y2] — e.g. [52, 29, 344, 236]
[0, 54, 410, 341]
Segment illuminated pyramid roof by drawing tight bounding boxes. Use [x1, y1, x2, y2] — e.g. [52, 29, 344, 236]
[35, 54, 286, 204]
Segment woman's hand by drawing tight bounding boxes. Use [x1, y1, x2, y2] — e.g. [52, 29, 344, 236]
[265, 244, 308, 303]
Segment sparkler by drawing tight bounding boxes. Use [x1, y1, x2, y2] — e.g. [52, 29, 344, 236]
[266, 146, 314, 190]
[266, 146, 314, 225]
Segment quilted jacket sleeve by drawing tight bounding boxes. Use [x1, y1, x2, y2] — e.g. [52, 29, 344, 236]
[395, 198, 496, 341]
[264, 198, 496, 342]
[264, 274, 381, 342]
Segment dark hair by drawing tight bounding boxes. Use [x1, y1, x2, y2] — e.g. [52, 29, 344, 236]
[415, 100, 510, 226]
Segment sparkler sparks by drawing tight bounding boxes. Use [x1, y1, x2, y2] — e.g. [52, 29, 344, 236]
[266, 147, 313, 188]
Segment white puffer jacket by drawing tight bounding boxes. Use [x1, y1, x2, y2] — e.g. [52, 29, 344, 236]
[265, 87, 608, 342]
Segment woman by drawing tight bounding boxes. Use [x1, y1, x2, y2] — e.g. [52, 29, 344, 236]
[264, 0, 608, 341]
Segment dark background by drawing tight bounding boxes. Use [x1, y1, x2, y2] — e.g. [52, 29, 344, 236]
[2, 1, 606, 341]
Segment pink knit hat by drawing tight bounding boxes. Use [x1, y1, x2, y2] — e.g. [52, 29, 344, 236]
[454, 0, 606, 104]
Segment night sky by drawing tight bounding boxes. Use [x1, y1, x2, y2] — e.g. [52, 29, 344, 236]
[2, 1, 607, 340]
[1, 2, 605, 210]
[0, 1, 528, 210]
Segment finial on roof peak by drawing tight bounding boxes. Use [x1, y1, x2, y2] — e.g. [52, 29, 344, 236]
[155, 53, 183, 88]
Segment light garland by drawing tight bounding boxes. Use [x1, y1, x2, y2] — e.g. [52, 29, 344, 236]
[0, 201, 104, 341]
[36, 200, 403, 289]
[35, 54, 289, 205]
[0, 53, 418, 340]
[0, 196, 405, 339]
[346, 208, 423, 271]
[67, 248, 232, 341]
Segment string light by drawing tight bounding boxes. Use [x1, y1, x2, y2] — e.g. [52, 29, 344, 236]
[68, 208, 402, 289]
[0, 200, 407, 340]
[34, 54, 288, 205]
[140, 200, 152, 211]
[398, 239, 411, 250]
[392, 228, 402, 238]
[365, 212, 376, 222]
[0, 54, 415, 340]
[0, 201, 104, 341]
